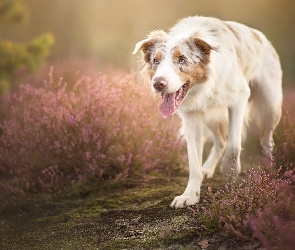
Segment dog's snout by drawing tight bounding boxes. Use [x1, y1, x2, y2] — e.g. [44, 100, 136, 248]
[152, 77, 167, 91]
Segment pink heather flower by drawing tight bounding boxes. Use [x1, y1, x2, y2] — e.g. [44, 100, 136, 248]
[85, 152, 91, 160]
[19, 147, 25, 155]
[99, 170, 104, 179]
[67, 115, 77, 126]
[99, 154, 106, 159]
[284, 170, 293, 179]
[126, 154, 133, 165]
[115, 173, 122, 182]
[54, 141, 61, 148]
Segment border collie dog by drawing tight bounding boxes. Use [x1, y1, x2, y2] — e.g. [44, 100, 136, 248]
[133, 16, 282, 208]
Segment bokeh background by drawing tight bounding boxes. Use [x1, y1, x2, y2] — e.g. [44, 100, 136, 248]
[1, 0, 295, 82]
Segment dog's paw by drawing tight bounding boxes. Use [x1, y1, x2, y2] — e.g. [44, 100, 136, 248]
[170, 194, 200, 209]
[202, 168, 214, 179]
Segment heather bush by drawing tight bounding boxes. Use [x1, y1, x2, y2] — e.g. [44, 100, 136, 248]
[191, 162, 290, 239]
[191, 159, 295, 249]
[0, 67, 185, 199]
[273, 112, 295, 173]
[248, 188, 295, 250]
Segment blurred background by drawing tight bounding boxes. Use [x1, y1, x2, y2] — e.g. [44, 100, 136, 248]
[0, 0, 295, 92]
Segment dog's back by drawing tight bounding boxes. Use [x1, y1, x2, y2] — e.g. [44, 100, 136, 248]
[169, 16, 282, 154]
[169, 16, 282, 86]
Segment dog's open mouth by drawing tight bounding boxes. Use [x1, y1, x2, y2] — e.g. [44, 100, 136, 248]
[158, 83, 189, 118]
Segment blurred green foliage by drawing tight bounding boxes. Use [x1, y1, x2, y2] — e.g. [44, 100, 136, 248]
[0, 0, 28, 24]
[0, 0, 54, 94]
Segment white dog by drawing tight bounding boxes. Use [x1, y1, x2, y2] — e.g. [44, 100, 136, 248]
[133, 16, 282, 209]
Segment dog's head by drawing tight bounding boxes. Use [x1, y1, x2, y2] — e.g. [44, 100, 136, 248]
[133, 30, 219, 118]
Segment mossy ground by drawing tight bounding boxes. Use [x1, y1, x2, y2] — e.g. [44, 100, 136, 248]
[0, 137, 265, 250]
[0, 175, 262, 250]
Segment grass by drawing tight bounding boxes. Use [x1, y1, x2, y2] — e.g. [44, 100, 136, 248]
[0, 177, 200, 250]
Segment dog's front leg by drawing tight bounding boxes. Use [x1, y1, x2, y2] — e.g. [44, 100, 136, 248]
[171, 111, 204, 209]
[221, 88, 249, 176]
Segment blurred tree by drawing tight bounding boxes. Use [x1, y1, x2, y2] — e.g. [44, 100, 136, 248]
[0, 0, 54, 93]
[0, 0, 28, 23]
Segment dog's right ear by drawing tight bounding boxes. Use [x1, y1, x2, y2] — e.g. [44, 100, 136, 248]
[132, 30, 169, 62]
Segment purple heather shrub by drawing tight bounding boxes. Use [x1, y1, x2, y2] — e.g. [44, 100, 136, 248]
[248, 194, 295, 250]
[191, 161, 292, 240]
[273, 111, 295, 173]
[0, 67, 185, 199]
[248, 166, 295, 250]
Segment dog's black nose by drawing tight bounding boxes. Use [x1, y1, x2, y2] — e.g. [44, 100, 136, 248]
[152, 76, 167, 91]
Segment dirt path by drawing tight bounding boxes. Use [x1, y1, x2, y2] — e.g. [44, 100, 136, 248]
[0, 173, 263, 250]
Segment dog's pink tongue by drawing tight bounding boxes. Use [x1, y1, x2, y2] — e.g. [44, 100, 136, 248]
[158, 92, 176, 118]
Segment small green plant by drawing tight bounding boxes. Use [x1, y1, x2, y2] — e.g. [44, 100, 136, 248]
[0, 0, 28, 24]
[0, 0, 54, 93]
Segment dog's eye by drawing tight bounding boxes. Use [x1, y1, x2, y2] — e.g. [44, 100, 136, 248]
[153, 58, 160, 65]
[179, 56, 187, 65]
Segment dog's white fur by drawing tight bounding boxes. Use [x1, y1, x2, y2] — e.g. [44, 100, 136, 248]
[133, 16, 282, 209]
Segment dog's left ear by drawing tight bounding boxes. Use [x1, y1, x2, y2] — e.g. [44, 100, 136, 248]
[132, 37, 154, 55]
[132, 30, 169, 60]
